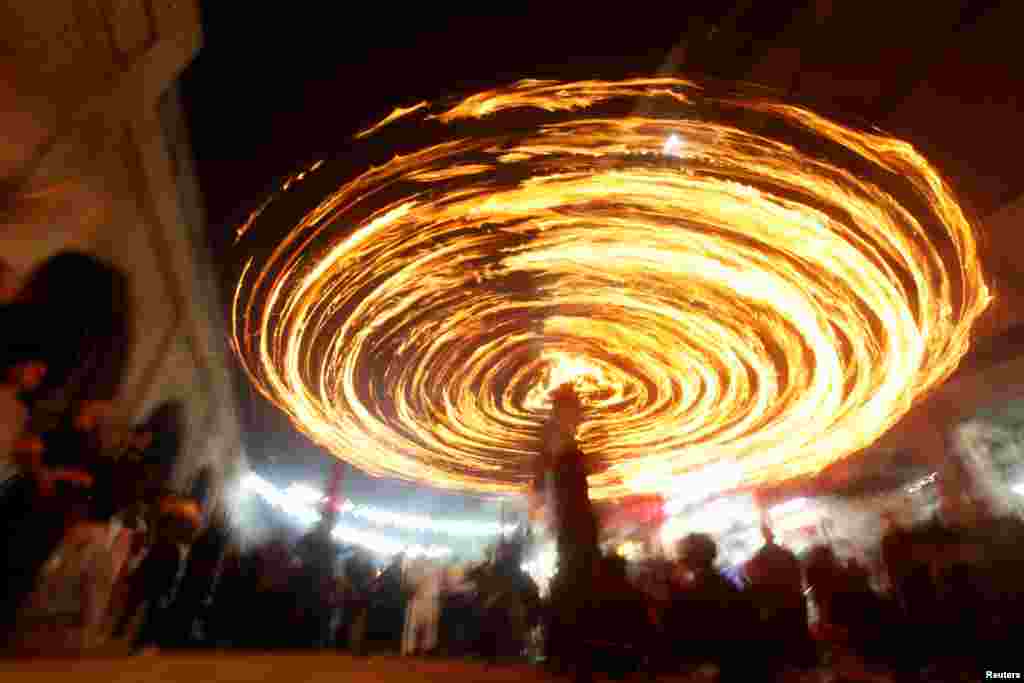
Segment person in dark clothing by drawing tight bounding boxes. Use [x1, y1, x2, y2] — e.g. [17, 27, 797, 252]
[293, 520, 339, 648]
[439, 567, 478, 657]
[116, 495, 201, 651]
[0, 468, 93, 643]
[475, 538, 540, 663]
[365, 555, 407, 654]
[745, 523, 816, 674]
[534, 384, 600, 682]
[249, 537, 298, 649]
[591, 554, 652, 680]
[162, 517, 230, 647]
[117, 538, 183, 648]
[204, 543, 247, 648]
[133, 402, 185, 497]
[537, 385, 600, 569]
[342, 548, 375, 654]
[662, 533, 760, 682]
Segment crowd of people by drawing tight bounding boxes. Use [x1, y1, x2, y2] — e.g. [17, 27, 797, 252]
[3, 251, 1024, 683]
[0, 251, 209, 652]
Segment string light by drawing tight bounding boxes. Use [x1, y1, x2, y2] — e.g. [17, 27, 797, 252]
[232, 77, 990, 501]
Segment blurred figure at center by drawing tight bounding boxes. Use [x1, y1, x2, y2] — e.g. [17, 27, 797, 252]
[534, 384, 600, 683]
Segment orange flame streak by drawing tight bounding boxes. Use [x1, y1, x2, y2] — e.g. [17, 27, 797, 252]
[355, 100, 430, 139]
[231, 78, 990, 500]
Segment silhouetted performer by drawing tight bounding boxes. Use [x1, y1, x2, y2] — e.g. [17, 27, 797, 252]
[534, 383, 599, 682]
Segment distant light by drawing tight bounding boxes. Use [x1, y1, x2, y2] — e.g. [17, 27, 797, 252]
[662, 133, 684, 157]
[617, 541, 641, 560]
[661, 463, 743, 516]
[1013, 482, 1024, 496]
[240, 472, 262, 490]
[286, 483, 327, 506]
[522, 545, 558, 586]
[241, 473, 453, 558]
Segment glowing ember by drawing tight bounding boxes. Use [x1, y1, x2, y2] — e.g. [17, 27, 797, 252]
[231, 77, 990, 500]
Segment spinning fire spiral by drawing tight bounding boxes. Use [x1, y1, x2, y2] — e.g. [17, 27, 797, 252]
[231, 78, 990, 500]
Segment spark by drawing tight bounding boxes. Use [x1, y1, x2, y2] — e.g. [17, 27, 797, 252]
[231, 78, 990, 501]
[355, 100, 429, 139]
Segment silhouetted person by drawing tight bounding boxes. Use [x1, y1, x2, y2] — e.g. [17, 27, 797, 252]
[163, 515, 230, 647]
[592, 554, 652, 680]
[745, 523, 815, 673]
[534, 384, 600, 682]
[293, 518, 340, 648]
[662, 533, 759, 682]
[365, 554, 407, 654]
[135, 402, 185, 496]
[342, 548, 375, 654]
[0, 470, 94, 643]
[475, 538, 540, 662]
[117, 495, 201, 651]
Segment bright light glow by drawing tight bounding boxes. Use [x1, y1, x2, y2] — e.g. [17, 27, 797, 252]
[524, 350, 609, 410]
[660, 516, 687, 553]
[617, 541, 642, 560]
[286, 483, 327, 506]
[770, 497, 809, 517]
[772, 505, 822, 533]
[660, 494, 759, 550]
[284, 482, 518, 537]
[243, 473, 320, 526]
[243, 473, 453, 558]
[331, 524, 450, 559]
[662, 133, 684, 157]
[522, 543, 558, 594]
[662, 462, 744, 516]
[232, 77, 990, 501]
[1013, 482, 1024, 496]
